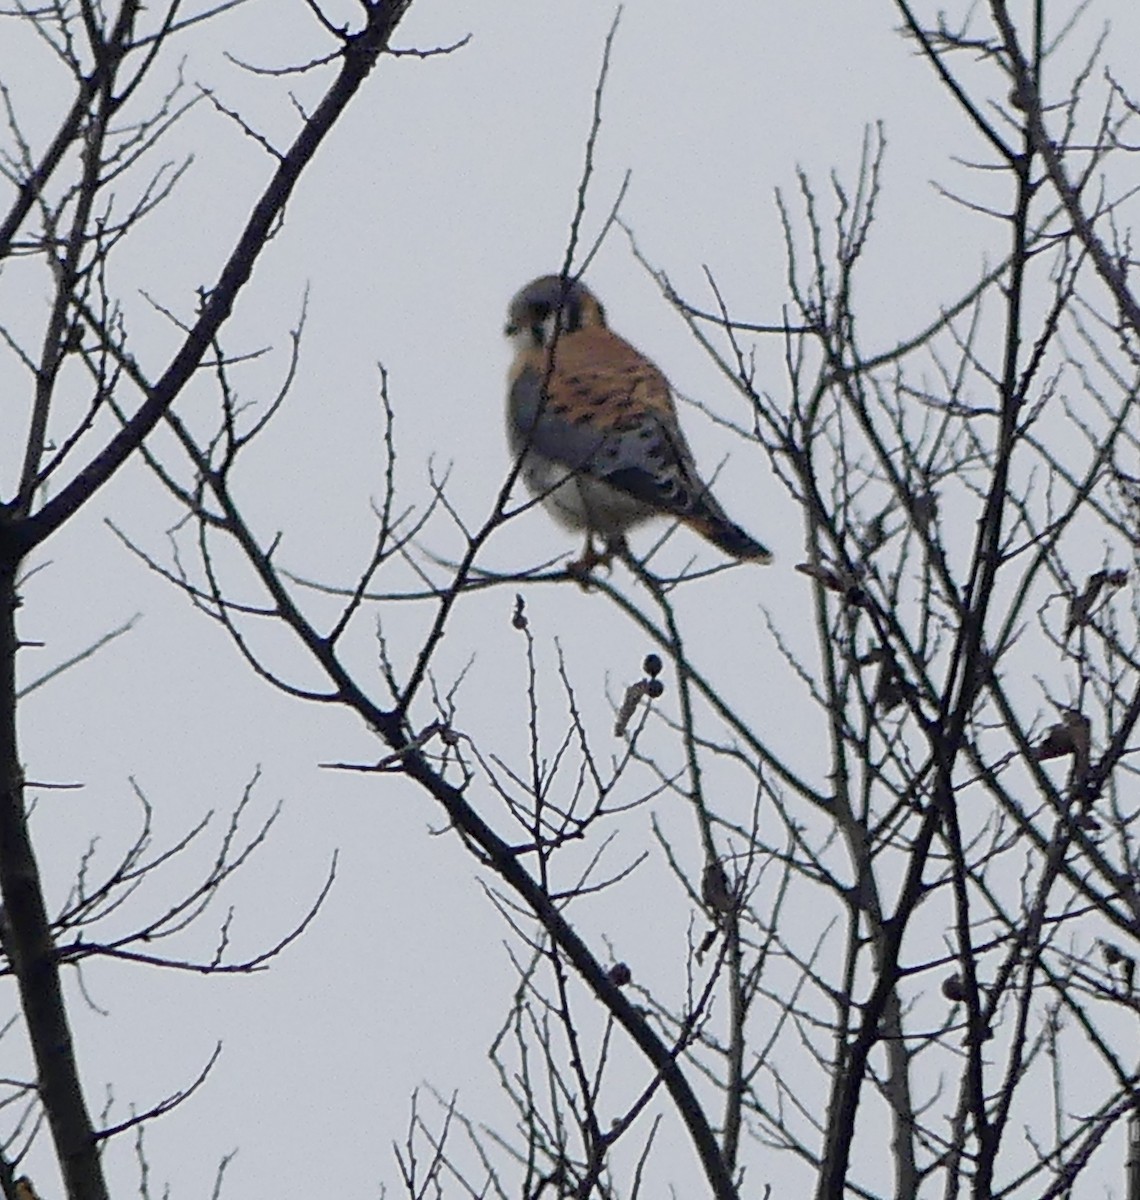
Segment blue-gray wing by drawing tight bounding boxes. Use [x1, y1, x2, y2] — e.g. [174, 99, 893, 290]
[506, 348, 702, 516]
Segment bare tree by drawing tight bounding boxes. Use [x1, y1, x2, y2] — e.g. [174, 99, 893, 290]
[0, 4, 417, 1198]
[7, 3, 1140, 1199]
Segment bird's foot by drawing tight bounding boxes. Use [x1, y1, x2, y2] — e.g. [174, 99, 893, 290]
[566, 536, 627, 587]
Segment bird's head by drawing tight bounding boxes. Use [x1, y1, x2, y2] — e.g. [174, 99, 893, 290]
[504, 275, 606, 350]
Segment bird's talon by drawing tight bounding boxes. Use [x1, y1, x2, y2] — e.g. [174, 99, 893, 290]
[567, 539, 611, 585]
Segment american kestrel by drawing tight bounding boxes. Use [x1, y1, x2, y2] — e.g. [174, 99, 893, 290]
[504, 275, 772, 571]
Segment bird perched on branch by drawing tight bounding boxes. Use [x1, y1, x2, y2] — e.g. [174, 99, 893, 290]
[504, 274, 772, 573]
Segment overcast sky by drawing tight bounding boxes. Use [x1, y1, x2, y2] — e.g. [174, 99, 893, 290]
[6, 2, 1140, 1197]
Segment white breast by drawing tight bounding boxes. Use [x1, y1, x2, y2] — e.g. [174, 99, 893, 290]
[519, 450, 654, 537]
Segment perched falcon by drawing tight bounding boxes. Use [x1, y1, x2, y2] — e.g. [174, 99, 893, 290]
[504, 274, 772, 571]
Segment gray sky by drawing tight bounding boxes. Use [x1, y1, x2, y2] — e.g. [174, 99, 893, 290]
[7, 2, 1140, 1196]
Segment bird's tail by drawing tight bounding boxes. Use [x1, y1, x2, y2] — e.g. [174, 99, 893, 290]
[686, 503, 773, 563]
